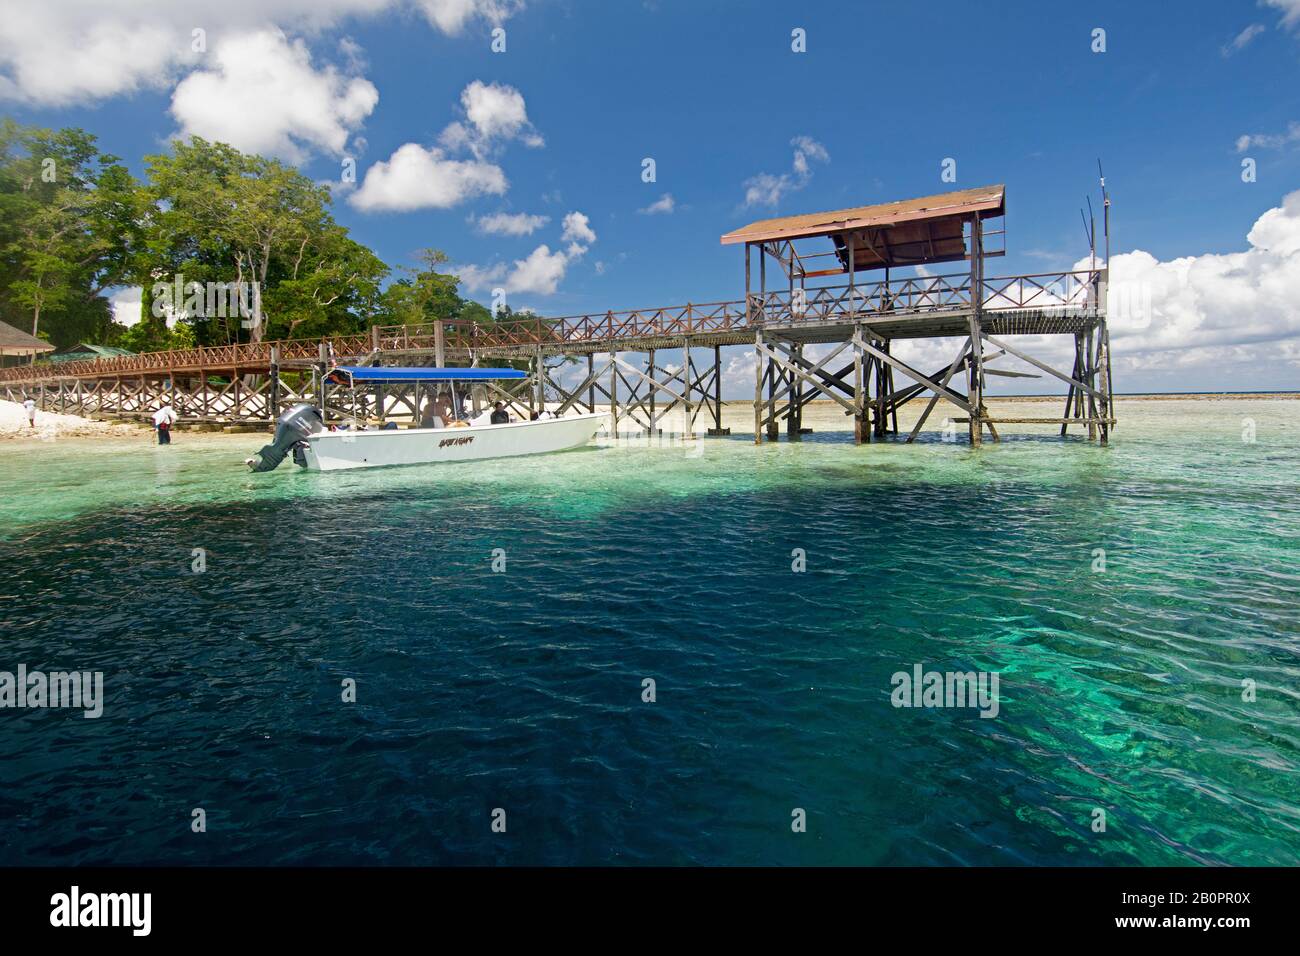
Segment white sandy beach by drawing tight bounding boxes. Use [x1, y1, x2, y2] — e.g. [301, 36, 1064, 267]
[0, 398, 141, 441]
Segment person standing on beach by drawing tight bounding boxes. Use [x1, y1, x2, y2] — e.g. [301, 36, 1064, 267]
[152, 403, 177, 445]
[22, 396, 36, 429]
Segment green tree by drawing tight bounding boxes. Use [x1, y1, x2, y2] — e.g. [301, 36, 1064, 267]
[0, 121, 142, 346]
[144, 137, 387, 345]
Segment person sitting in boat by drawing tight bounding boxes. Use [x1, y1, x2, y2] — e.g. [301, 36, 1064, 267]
[420, 403, 444, 429]
[490, 402, 509, 425]
[433, 390, 456, 424]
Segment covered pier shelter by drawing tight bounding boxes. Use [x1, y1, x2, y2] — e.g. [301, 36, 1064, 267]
[722, 184, 1113, 445]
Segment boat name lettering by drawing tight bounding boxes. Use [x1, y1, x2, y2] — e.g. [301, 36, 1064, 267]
[439, 436, 475, 448]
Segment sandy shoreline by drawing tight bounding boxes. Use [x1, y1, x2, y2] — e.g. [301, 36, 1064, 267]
[0, 399, 143, 442]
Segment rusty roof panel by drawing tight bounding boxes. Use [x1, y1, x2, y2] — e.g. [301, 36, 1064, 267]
[720, 184, 1005, 245]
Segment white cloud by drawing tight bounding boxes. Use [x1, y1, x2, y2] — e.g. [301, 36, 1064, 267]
[458, 211, 596, 295]
[454, 261, 507, 290]
[638, 193, 676, 215]
[1264, 0, 1300, 30]
[1235, 120, 1300, 152]
[170, 29, 377, 162]
[350, 143, 506, 211]
[504, 244, 570, 295]
[110, 287, 144, 328]
[414, 0, 523, 35]
[352, 79, 541, 213]
[1099, 189, 1300, 366]
[561, 211, 597, 247]
[742, 135, 829, 208]
[0, 1, 523, 106]
[472, 211, 549, 236]
[1222, 23, 1266, 56]
[440, 80, 543, 157]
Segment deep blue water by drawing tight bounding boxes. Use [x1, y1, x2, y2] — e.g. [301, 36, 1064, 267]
[1, 403, 1299, 865]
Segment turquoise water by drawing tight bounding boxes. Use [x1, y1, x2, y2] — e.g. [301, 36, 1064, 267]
[1, 399, 1297, 865]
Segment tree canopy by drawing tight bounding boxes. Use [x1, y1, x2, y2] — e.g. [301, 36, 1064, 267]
[0, 122, 499, 355]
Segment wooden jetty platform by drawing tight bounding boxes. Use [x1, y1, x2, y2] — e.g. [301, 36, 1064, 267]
[0, 185, 1115, 445]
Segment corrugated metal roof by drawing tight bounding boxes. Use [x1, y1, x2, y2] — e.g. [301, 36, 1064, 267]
[0, 320, 54, 355]
[49, 343, 135, 362]
[720, 184, 1005, 245]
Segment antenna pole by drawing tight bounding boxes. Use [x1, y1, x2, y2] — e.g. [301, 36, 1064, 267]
[1098, 159, 1110, 265]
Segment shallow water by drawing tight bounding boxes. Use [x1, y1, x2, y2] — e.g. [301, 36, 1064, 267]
[1, 398, 1297, 865]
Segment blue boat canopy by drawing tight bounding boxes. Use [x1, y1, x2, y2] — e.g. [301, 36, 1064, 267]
[326, 365, 527, 383]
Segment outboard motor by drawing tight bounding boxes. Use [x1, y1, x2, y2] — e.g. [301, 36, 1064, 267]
[245, 404, 323, 472]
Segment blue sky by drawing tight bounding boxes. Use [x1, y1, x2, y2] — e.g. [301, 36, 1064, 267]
[2, 0, 1298, 391]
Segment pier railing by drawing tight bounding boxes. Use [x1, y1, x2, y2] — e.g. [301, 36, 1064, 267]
[0, 270, 1101, 384]
[749, 269, 1100, 324]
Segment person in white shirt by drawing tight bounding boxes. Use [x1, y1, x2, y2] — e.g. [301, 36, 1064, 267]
[152, 404, 177, 445]
[22, 396, 35, 429]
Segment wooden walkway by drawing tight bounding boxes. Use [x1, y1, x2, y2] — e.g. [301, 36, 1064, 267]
[0, 269, 1099, 384]
[1, 267, 1112, 446]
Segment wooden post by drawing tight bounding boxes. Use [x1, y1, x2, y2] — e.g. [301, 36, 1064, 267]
[765, 337, 779, 441]
[533, 347, 543, 413]
[609, 348, 619, 438]
[875, 344, 887, 437]
[1097, 326, 1110, 445]
[748, 243, 759, 325]
[708, 344, 728, 435]
[1102, 320, 1114, 444]
[680, 338, 693, 436]
[967, 215, 984, 447]
[753, 333, 763, 444]
[587, 353, 595, 412]
[269, 345, 282, 420]
[787, 343, 801, 438]
[853, 330, 867, 444]
[434, 319, 446, 368]
[317, 342, 329, 422]
[1061, 334, 1081, 436]
[1085, 327, 1097, 441]
[647, 348, 657, 436]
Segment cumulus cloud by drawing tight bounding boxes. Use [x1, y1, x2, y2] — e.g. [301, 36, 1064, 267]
[414, 0, 523, 35]
[472, 211, 549, 236]
[742, 135, 829, 208]
[561, 211, 596, 247]
[0, 1, 524, 106]
[503, 244, 570, 295]
[638, 193, 675, 215]
[1099, 190, 1300, 371]
[349, 143, 506, 211]
[352, 80, 541, 213]
[1235, 120, 1300, 152]
[439, 80, 543, 157]
[170, 29, 377, 162]
[457, 211, 596, 295]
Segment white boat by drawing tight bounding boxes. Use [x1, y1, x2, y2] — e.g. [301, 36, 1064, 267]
[246, 364, 607, 473]
[304, 411, 608, 471]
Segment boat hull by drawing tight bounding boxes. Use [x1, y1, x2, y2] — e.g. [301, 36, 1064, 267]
[300, 412, 608, 471]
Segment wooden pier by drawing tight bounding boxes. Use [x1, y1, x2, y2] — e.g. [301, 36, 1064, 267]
[0, 185, 1115, 445]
